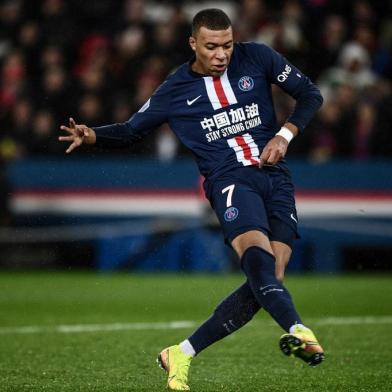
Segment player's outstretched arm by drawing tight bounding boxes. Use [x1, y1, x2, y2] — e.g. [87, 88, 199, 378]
[59, 118, 96, 154]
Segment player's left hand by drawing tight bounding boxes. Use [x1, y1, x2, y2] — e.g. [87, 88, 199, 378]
[59, 117, 96, 154]
[259, 135, 288, 167]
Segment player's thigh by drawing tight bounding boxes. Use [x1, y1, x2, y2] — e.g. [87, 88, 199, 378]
[264, 167, 300, 245]
[264, 168, 298, 281]
[208, 178, 271, 248]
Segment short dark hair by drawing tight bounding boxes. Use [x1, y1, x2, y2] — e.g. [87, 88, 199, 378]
[192, 8, 232, 36]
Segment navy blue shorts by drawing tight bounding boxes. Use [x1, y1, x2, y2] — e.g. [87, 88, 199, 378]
[204, 165, 299, 247]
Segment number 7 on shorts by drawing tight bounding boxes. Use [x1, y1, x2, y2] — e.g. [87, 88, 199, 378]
[222, 184, 235, 207]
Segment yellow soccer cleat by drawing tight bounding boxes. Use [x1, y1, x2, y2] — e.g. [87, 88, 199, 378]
[279, 325, 325, 366]
[157, 345, 192, 391]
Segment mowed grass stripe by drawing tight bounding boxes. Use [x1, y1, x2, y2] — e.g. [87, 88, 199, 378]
[1, 315, 391, 335]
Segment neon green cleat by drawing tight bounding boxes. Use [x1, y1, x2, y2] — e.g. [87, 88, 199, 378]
[157, 345, 192, 391]
[279, 325, 325, 366]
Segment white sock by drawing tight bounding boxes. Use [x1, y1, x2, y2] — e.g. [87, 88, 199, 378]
[179, 339, 196, 357]
[289, 323, 308, 334]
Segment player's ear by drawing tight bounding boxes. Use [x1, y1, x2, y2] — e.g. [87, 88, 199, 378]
[189, 36, 196, 52]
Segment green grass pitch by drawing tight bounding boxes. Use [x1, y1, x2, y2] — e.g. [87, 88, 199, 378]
[0, 272, 391, 391]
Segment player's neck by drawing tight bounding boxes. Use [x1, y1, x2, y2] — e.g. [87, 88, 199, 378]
[191, 59, 208, 76]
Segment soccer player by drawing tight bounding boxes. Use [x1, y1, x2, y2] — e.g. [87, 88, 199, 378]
[60, 9, 325, 391]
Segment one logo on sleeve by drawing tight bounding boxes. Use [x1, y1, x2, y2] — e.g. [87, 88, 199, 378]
[277, 64, 292, 82]
[224, 207, 239, 222]
[238, 76, 254, 91]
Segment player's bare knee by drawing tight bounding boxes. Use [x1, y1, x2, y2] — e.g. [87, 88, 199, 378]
[232, 230, 273, 259]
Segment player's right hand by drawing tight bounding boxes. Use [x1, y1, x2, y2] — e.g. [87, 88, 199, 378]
[59, 118, 96, 154]
[259, 135, 288, 167]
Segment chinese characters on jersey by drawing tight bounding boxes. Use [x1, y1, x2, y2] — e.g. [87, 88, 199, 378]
[201, 103, 262, 143]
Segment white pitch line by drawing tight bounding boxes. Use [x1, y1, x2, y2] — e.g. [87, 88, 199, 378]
[310, 315, 392, 326]
[0, 316, 391, 335]
[0, 321, 197, 335]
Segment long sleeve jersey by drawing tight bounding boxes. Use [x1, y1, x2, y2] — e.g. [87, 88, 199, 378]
[94, 42, 323, 181]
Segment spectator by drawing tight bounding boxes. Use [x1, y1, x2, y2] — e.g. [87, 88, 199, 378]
[37, 65, 73, 123]
[18, 21, 41, 75]
[39, 0, 77, 50]
[0, 153, 11, 226]
[353, 101, 376, 159]
[29, 110, 59, 155]
[0, 0, 23, 49]
[307, 15, 347, 80]
[0, 49, 28, 112]
[234, 0, 271, 41]
[113, 26, 147, 91]
[308, 101, 343, 162]
[370, 89, 392, 157]
[40, 45, 66, 70]
[256, 0, 307, 65]
[4, 97, 33, 157]
[318, 41, 378, 101]
[77, 93, 106, 125]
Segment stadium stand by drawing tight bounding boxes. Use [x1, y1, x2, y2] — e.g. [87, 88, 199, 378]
[0, 0, 391, 162]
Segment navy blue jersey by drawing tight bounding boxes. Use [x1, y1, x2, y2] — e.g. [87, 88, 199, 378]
[94, 42, 322, 181]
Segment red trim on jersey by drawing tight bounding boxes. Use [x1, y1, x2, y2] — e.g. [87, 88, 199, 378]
[235, 135, 259, 165]
[213, 77, 229, 107]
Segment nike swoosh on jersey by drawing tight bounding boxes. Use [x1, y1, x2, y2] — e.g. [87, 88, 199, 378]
[290, 213, 298, 223]
[187, 95, 202, 105]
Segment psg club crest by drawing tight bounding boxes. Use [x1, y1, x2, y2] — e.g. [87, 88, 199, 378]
[224, 207, 239, 222]
[238, 76, 254, 91]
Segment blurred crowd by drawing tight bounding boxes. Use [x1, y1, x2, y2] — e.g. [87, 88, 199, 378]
[0, 0, 392, 163]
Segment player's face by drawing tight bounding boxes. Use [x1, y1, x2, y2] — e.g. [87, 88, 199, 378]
[189, 26, 233, 77]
